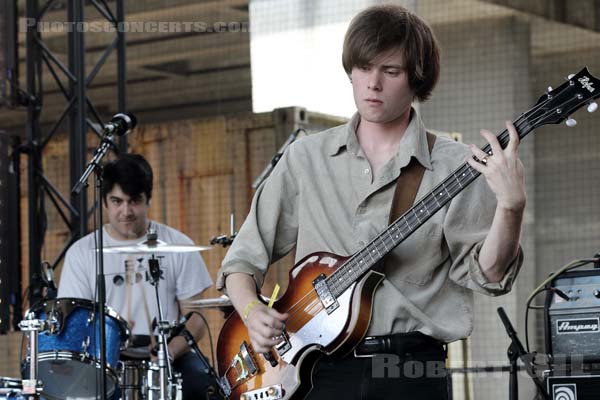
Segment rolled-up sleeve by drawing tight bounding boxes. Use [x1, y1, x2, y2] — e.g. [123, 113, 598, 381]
[216, 146, 300, 293]
[467, 241, 523, 295]
[445, 176, 524, 296]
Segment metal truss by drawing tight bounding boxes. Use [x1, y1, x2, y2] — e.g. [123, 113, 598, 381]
[24, 0, 127, 306]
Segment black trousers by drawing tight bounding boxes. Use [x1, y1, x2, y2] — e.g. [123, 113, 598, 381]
[308, 335, 449, 400]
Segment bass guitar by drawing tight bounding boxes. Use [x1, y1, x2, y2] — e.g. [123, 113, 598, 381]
[217, 67, 600, 400]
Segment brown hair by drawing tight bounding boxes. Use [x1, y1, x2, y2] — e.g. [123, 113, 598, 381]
[342, 4, 440, 102]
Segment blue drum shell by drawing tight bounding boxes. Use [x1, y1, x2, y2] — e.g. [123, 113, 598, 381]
[38, 307, 124, 369]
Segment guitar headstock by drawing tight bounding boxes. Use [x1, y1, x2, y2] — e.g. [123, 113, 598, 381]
[529, 67, 599, 129]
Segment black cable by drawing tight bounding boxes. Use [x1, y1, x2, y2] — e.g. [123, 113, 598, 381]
[525, 287, 547, 353]
[190, 311, 217, 370]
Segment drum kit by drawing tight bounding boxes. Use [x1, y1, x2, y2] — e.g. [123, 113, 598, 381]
[1, 231, 228, 400]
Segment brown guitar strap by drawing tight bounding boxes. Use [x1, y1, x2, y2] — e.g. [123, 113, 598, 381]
[388, 132, 436, 224]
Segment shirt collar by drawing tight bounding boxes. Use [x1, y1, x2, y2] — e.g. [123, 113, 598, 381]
[327, 108, 433, 171]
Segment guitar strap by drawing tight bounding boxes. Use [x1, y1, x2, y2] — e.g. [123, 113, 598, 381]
[388, 132, 436, 223]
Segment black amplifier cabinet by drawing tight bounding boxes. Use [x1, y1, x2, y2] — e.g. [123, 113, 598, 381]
[545, 269, 600, 362]
[546, 372, 600, 400]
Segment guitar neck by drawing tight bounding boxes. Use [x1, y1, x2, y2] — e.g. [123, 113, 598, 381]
[326, 112, 537, 298]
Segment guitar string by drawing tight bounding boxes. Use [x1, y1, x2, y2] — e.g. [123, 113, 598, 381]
[274, 92, 579, 333]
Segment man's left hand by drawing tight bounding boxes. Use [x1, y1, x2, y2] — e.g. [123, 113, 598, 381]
[467, 120, 526, 212]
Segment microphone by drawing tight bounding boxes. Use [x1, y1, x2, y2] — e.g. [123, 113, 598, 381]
[103, 112, 137, 136]
[168, 312, 193, 343]
[150, 312, 193, 356]
[252, 128, 305, 189]
[497, 307, 526, 355]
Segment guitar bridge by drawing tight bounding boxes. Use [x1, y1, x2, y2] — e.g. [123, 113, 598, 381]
[222, 340, 259, 392]
[313, 274, 339, 314]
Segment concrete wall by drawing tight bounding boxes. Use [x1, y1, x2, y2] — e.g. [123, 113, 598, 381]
[421, 14, 537, 400]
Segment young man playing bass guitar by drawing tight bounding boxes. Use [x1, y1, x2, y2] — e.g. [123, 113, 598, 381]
[217, 4, 525, 399]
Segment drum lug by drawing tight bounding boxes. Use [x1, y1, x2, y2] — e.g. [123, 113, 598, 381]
[82, 336, 91, 354]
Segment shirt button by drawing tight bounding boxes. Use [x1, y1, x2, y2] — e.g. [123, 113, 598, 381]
[364, 168, 370, 174]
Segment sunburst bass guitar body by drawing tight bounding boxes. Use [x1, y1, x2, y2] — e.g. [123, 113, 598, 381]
[217, 252, 384, 400]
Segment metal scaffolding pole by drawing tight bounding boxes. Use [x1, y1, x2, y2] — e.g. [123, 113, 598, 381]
[23, 0, 128, 308]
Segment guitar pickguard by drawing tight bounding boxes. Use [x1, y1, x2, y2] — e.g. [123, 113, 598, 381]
[280, 282, 355, 364]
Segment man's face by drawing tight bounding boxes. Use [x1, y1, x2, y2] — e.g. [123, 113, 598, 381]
[104, 184, 149, 241]
[350, 48, 415, 124]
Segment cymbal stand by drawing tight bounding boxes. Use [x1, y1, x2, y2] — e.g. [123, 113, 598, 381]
[148, 251, 176, 400]
[19, 314, 53, 399]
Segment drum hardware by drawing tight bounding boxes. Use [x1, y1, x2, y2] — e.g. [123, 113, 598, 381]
[17, 314, 51, 398]
[0, 377, 26, 400]
[145, 235, 183, 400]
[182, 295, 232, 309]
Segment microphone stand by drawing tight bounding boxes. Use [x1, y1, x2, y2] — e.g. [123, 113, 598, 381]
[497, 307, 549, 400]
[147, 246, 176, 400]
[71, 134, 118, 400]
[180, 328, 226, 398]
[251, 128, 305, 189]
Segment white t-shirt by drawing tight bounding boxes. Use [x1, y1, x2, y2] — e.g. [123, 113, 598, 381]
[58, 221, 213, 335]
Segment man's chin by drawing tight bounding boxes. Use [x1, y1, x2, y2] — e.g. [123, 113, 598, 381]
[114, 226, 141, 240]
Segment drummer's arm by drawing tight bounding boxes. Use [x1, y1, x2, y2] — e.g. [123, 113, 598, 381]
[169, 292, 205, 361]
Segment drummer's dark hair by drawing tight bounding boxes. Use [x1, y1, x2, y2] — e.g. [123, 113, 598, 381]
[102, 153, 153, 204]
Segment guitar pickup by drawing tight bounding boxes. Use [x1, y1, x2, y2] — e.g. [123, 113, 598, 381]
[313, 274, 339, 314]
[273, 330, 291, 357]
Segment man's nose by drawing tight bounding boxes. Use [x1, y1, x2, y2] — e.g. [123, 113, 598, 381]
[122, 202, 134, 214]
[367, 70, 382, 91]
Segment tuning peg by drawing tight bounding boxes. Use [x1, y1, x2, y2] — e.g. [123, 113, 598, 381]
[568, 74, 575, 80]
[565, 118, 577, 127]
[588, 102, 598, 113]
[547, 86, 553, 93]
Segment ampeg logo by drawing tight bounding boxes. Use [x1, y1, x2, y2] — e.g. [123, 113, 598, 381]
[578, 76, 595, 93]
[556, 318, 600, 334]
[552, 384, 577, 400]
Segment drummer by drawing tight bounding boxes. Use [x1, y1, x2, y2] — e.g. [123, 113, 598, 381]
[58, 153, 221, 400]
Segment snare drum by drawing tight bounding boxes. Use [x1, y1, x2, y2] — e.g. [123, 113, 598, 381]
[118, 360, 181, 400]
[119, 359, 147, 400]
[26, 298, 129, 400]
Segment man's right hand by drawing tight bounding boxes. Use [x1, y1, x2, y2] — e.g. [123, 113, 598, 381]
[224, 273, 289, 354]
[244, 301, 288, 354]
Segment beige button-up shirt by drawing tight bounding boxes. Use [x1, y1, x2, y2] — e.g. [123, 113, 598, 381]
[217, 110, 523, 343]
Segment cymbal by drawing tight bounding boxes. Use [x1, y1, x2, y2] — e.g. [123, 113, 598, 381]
[101, 239, 212, 254]
[182, 295, 233, 308]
